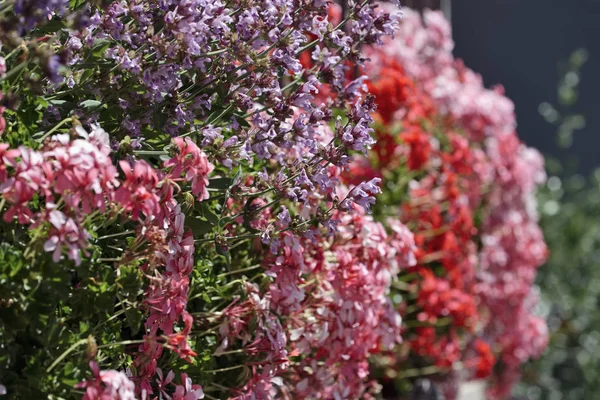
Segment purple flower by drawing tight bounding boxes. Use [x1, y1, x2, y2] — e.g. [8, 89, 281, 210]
[341, 178, 382, 213]
[43, 210, 90, 266]
[45, 55, 62, 83]
[277, 206, 292, 229]
[201, 126, 223, 147]
[14, 0, 68, 30]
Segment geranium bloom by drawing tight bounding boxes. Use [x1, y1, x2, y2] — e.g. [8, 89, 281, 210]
[76, 361, 136, 400]
[114, 160, 160, 221]
[165, 137, 214, 201]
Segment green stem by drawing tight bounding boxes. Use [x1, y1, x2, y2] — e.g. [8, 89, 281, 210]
[133, 150, 168, 156]
[403, 317, 452, 328]
[217, 264, 262, 278]
[39, 118, 73, 142]
[396, 365, 442, 380]
[97, 258, 121, 263]
[392, 281, 415, 292]
[203, 364, 245, 374]
[47, 339, 88, 373]
[97, 230, 134, 241]
[194, 233, 260, 244]
[214, 348, 245, 357]
[96, 339, 146, 349]
[2, 60, 27, 82]
[203, 48, 228, 57]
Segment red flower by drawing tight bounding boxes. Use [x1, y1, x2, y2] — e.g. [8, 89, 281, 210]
[399, 127, 432, 171]
[473, 339, 496, 379]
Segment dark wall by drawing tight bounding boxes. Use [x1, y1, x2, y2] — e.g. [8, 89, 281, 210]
[402, 0, 441, 10]
[451, 0, 600, 172]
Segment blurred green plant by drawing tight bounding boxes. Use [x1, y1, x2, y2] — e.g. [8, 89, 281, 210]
[538, 48, 588, 150]
[516, 48, 600, 400]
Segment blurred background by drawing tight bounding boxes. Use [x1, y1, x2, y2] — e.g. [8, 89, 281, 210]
[452, 0, 600, 174]
[404, 1, 600, 399]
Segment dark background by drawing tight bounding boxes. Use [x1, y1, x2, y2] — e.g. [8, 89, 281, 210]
[451, 0, 600, 173]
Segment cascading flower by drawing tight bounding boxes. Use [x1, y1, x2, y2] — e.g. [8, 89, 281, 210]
[359, 6, 548, 398]
[0, 2, 549, 400]
[165, 138, 214, 202]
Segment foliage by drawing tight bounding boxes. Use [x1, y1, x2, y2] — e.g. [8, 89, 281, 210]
[517, 49, 600, 400]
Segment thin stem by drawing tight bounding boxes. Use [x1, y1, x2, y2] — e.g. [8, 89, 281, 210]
[203, 364, 245, 374]
[217, 264, 262, 278]
[96, 339, 147, 349]
[133, 150, 168, 156]
[39, 118, 73, 142]
[403, 317, 452, 328]
[418, 225, 450, 238]
[392, 281, 415, 292]
[396, 365, 443, 380]
[214, 348, 245, 357]
[203, 48, 228, 57]
[2, 60, 27, 82]
[47, 338, 88, 373]
[194, 233, 260, 244]
[418, 250, 447, 264]
[97, 230, 134, 241]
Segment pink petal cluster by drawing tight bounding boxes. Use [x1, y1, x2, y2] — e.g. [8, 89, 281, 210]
[374, 7, 549, 396]
[249, 208, 416, 399]
[76, 361, 136, 400]
[124, 169, 199, 395]
[282, 212, 415, 399]
[165, 137, 214, 201]
[0, 124, 206, 397]
[154, 369, 205, 400]
[114, 160, 160, 221]
[0, 125, 118, 265]
[211, 161, 416, 400]
[218, 283, 289, 400]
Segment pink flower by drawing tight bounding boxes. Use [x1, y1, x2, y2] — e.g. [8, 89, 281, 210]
[47, 129, 119, 214]
[2, 179, 36, 224]
[165, 137, 214, 201]
[0, 143, 19, 182]
[164, 331, 197, 362]
[76, 361, 136, 400]
[43, 209, 90, 266]
[173, 373, 204, 400]
[155, 368, 175, 398]
[255, 208, 415, 399]
[115, 160, 160, 220]
[1, 147, 45, 224]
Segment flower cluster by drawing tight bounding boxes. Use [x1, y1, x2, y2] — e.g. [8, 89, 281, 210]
[269, 210, 416, 399]
[0, 126, 118, 264]
[76, 362, 136, 400]
[54, 0, 400, 225]
[0, 123, 208, 398]
[359, 6, 548, 398]
[0, 2, 548, 400]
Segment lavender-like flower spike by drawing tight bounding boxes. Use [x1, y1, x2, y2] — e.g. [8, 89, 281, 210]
[340, 178, 382, 212]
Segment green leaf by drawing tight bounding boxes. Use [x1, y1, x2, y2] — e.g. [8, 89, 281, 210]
[80, 100, 102, 110]
[124, 309, 143, 336]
